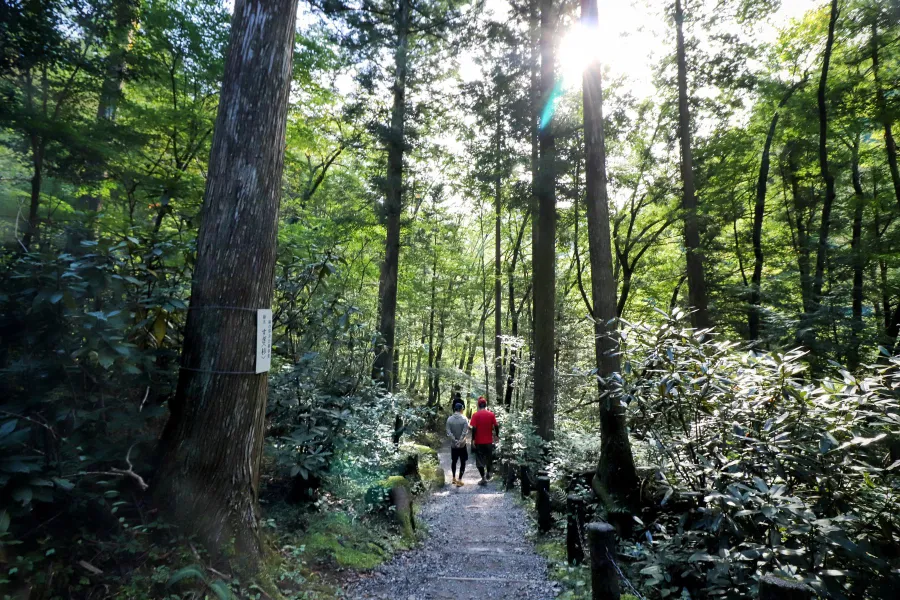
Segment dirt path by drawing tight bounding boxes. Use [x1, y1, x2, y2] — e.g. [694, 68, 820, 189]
[347, 445, 560, 600]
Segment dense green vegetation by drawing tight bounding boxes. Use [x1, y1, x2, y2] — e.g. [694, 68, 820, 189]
[1, 0, 899, 598]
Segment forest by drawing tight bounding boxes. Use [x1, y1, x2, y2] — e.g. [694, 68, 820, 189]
[1, 0, 899, 598]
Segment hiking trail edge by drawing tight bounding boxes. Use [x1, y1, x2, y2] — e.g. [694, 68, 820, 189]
[347, 443, 561, 599]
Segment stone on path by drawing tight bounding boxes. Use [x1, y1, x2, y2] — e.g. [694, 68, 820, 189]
[347, 445, 559, 600]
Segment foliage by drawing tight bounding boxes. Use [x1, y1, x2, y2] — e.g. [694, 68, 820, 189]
[617, 311, 900, 599]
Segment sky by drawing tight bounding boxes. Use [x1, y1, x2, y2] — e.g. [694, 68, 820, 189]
[458, 0, 823, 100]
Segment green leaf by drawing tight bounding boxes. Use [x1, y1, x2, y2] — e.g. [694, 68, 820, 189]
[166, 566, 207, 587]
[209, 580, 233, 600]
[12, 486, 32, 505]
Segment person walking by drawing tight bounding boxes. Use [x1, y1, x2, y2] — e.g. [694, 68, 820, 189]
[469, 396, 499, 485]
[446, 400, 469, 487]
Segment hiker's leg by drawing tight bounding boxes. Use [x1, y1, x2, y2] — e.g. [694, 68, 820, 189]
[451, 448, 459, 479]
[485, 444, 494, 478]
[458, 447, 467, 478]
[475, 445, 486, 478]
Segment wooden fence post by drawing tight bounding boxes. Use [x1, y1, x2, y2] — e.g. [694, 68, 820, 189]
[520, 463, 532, 497]
[586, 521, 619, 600]
[758, 575, 813, 600]
[536, 475, 552, 533]
[504, 460, 516, 491]
[566, 494, 585, 564]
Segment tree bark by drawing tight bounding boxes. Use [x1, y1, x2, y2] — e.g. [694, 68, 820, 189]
[532, 0, 556, 442]
[153, 0, 299, 564]
[674, 0, 710, 331]
[811, 0, 839, 309]
[372, 0, 410, 387]
[871, 22, 900, 213]
[581, 0, 639, 510]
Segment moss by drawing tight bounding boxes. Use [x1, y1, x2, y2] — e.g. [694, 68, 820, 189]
[298, 513, 388, 570]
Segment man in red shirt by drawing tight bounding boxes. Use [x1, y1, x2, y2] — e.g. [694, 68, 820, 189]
[469, 396, 499, 485]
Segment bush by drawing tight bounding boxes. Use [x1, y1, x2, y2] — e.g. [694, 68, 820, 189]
[618, 311, 900, 599]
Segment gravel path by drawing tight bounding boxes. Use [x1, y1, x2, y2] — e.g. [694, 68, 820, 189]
[346, 445, 560, 600]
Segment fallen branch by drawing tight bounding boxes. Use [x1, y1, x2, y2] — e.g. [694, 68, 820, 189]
[78, 444, 149, 491]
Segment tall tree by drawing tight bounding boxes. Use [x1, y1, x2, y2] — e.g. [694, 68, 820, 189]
[811, 0, 839, 308]
[153, 0, 299, 562]
[581, 0, 638, 508]
[532, 0, 556, 441]
[372, 0, 411, 387]
[674, 0, 710, 331]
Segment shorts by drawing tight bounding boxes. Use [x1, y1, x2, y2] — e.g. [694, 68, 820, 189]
[451, 446, 468, 463]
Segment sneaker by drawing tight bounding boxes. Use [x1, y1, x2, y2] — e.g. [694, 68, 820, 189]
[485, 474, 493, 482]
[455, 480, 464, 487]
[478, 478, 487, 486]
[451, 478, 458, 485]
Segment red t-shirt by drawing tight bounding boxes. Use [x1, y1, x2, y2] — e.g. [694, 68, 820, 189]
[469, 409, 497, 445]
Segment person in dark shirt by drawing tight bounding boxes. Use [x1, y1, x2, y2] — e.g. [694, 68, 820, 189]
[469, 397, 499, 485]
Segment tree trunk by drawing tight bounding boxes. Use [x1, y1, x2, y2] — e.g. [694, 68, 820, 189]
[532, 0, 556, 442]
[748, 112, 779, 340]
[153, 0, 299, 564]
[504, 218, 528, 406]
[849, 136, 865, 369]
[674, 0, 710, 331]
[24, 135, 43, 251]
[872, 22, 900, 213]
[372, 0, 410, 387]
[782, 143, 814, 313]
[494, 94, 504, 404]
[427, 248, 437, 405]
[581, 0, 638, 510]
[811, 0, 839, 308]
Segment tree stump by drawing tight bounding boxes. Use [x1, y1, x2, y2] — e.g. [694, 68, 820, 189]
[566, 494, 585, 564]
[586, 521, 619, 600]
[758, 575, 813, 600]
[536, 476, 552, 533]
[388, 481, 416, 539]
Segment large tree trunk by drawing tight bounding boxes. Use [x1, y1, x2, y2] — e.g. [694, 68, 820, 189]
[494, 93, 504, 403]
[153, 0, 299, 565]
[811, 0, 839, 308]
[674, 0, 710, 331]
[581, 0, 639, 510]
[372, 0, 410, 387]
[872, 22, 900, 213]
[849, 136, 865, 369]
[532, 0, 556, 442]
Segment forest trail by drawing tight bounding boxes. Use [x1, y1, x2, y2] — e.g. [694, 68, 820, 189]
[348, 444, 560, 599]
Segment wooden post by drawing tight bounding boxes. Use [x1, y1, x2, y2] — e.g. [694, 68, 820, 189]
[520, 463, 532, 497]
[536, 476, 552, 533]
[758, 575, 813, 600]
[504, 460, 516, 491]
[566, 494, 585, 564]
[586, 521, 619, 600]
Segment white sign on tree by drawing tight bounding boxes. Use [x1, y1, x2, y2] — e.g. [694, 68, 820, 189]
[256, 309, 272, 373]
